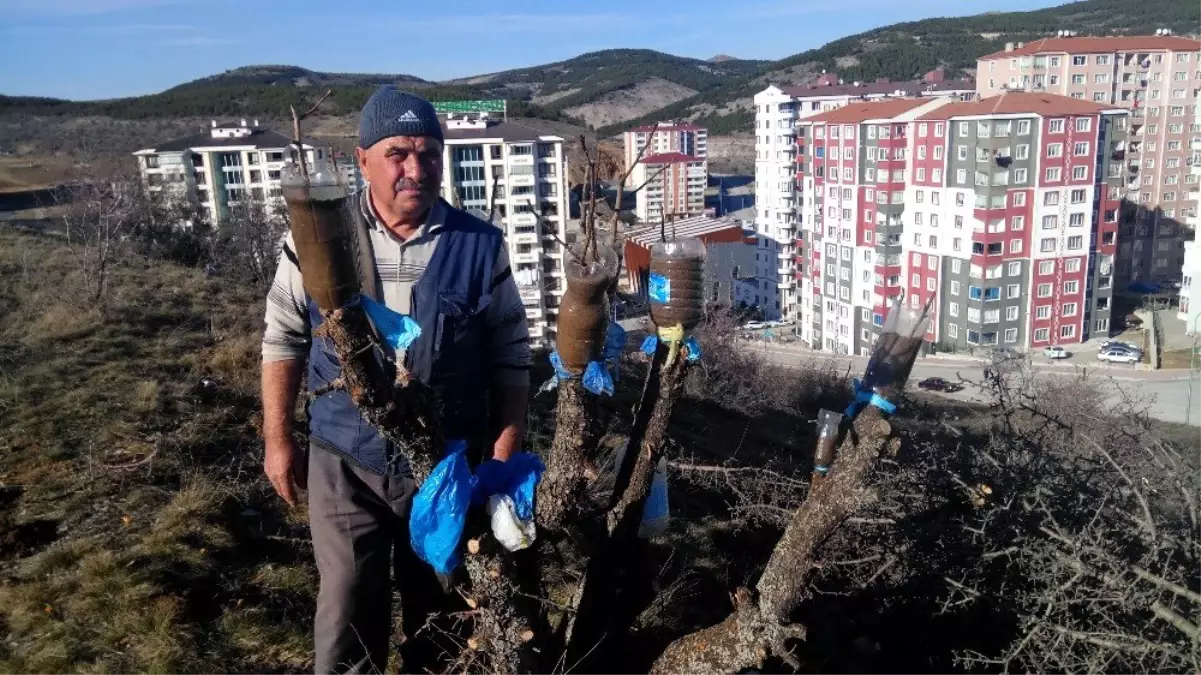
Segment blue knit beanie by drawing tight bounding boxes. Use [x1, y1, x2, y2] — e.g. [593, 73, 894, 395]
[358, 86, 444, 149]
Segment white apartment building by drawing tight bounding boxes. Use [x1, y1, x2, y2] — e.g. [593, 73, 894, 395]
[441, 116, 570, 346]
[623, 122, 708, 178]
[628, 152, 707, 223]
[1181, 94, 1201, 334]
[133, 119, 334, 224]
[753, 77, 975, 321]
[136, 116, 570, 347]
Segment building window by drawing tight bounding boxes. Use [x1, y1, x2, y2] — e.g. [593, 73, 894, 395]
[1063, 302, 1078, 317]
[1007, 283, 1020, 298]
[1011, 215, 1025, 230]
[1046, 167, 1062, 182]
[1010, 239, 1023, 253]
[1072, 166, 1087, 180]
[949, 302, 960, 316]
[1004, 328, 1018, 343]
[1060, 325, 1075, 339]
[1036, 305, 1051, 319]
[1037, 284, 1052, 297]
[1035, 327, 1050, 342]
[1049, 119, 1065, 133]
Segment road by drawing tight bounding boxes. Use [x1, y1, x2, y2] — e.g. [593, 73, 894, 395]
[743, 341, 1201, 428]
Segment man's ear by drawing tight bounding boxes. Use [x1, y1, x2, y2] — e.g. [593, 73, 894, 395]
[355, 147, 369, 182]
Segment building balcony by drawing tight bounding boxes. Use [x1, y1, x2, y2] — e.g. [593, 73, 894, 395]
[524, 306, 545, 320]
[510, 174, 536, 187]
[513, 252, 540, 264]
[511, 212, 537, 226]
[512, 232, 539, 245]
[779, 277, 796, 289]
[528, 324, 545, 339]
[508, 154, 535, 167]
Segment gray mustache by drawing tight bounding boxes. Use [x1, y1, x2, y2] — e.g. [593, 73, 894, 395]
[394, 178, 434, 192]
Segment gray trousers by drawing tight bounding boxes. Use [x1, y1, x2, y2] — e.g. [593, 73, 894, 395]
[308, 443, 453, 674]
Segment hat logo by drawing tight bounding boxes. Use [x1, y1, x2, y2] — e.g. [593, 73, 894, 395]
[397, 110, 420, 122]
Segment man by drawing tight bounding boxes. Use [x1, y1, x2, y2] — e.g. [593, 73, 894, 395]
[260, 86, 532, 674]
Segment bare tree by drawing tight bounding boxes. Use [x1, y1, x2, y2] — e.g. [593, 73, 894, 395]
[208, 196, 291, 294]
[59, 171, 149, 305]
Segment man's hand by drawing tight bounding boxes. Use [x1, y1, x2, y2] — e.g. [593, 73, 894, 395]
[265, 433, 306, 507]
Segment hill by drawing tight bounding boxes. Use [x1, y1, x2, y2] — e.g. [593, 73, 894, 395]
[0, 0, 1197, 149]
[598, 0, 1201, 136]
[166, 65, 429, 90]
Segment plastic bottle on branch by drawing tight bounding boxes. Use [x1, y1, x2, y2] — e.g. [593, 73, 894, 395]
[648, 238, 706, 331]
[855, 295, 933, 416]
[813, 409, 844, 476]
[556, 244, 619, 373]
[280, 163, 359, 312]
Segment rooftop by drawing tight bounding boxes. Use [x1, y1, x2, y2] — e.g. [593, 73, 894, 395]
[804, 98, 936, 124]
[441, 120, 560, 143]
[640, 152, 705, 164]
[629, 122, 705, 133]
[780, 78, 974, 99]
[918, 92, 1124, 120]
[624, 213, 742, 248]
[145, 128, 300, 153]
[979, 35, 1201, 60]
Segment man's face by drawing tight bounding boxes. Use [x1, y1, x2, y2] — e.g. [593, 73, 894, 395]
[356, 135, 443, 221]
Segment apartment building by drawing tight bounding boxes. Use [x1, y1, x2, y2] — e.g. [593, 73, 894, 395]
[134, 116, 570, 347]
[627, 152, 707, 223]
[753, 77, 975, 320]
[1180, 95, 1201, 333]
[976, 35, 1201, 288]
[133, 119, 334, 224]
[441, 117, 570, 346]
[623, 122, 707, 176]
[794, 93, 1127, 355]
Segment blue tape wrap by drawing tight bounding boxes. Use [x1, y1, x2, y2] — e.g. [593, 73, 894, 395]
[683, 336, 702, 362]
[844, 378, 898, 418]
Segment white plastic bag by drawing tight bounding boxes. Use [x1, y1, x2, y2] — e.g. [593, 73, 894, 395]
[488, 494, 537, 552]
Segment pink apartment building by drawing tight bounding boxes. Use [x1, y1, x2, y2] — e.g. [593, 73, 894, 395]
[794, 93, 1128, 354]
[623, 122, 708, 178]
[976, 35, 1201, 285]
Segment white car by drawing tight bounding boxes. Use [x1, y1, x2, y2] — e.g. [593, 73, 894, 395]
[1098, 349, 1139, 364]
[1043, 346, 1071, 359]
[742, 321, 766, 330]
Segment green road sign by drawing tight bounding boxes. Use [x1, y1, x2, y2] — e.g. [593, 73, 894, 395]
[432, 100, 506, 114]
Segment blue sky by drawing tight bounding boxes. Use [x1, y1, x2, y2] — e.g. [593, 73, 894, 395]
[1, 0, 1065, 100]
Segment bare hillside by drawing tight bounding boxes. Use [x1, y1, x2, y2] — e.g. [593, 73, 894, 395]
[564, 78, 697, 129]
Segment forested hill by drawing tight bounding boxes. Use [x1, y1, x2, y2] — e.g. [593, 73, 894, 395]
[599, 0, 1201, 135]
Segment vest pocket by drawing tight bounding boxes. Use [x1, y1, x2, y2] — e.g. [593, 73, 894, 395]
[435, 292, 492, 356]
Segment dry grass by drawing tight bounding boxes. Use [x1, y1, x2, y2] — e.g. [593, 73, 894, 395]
[0, 228, 315, 673]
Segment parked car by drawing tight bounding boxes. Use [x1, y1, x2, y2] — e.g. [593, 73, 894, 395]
[1098, 349, 1140, 364]
[917, 377, 965, 393]
[990, 346, 1022, 361]
[742, 321, 766, 330]
[1100, 339, 1141, 352]
[1043, 346, 1071, 360]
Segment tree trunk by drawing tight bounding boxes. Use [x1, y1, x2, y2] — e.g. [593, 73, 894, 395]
[649, 411, 900, 674]
[537, 379, 601, 532]
[564, 345, 690, 669]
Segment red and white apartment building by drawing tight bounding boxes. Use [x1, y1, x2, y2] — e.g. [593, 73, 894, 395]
[794, 93, 1129, 354]
[623, 122, 709, 223]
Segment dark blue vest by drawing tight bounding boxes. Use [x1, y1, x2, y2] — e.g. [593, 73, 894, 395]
[306, 201, 502, 475]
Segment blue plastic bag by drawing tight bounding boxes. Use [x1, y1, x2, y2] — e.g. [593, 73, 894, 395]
[639, 456, 670, 539]
[603, 322, 627, 362]
[582, 361, 614, 396]
[409, 440, 473, 575]
[360, 295, 422, 351]
[641, 335, 659, 356]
